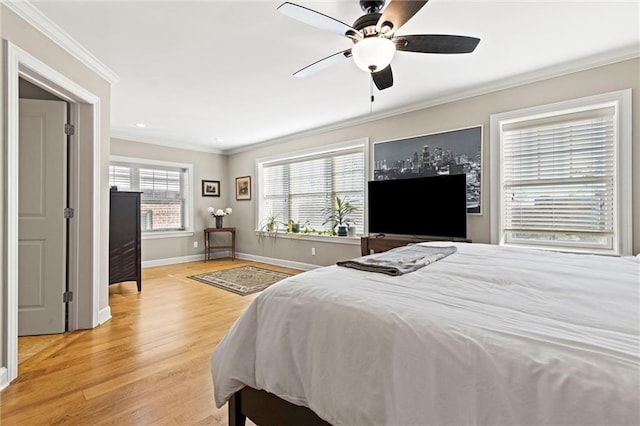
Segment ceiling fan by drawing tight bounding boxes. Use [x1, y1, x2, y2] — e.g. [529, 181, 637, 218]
[277, 0, 480, 90]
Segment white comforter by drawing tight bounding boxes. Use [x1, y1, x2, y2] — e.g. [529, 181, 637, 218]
[211, 243, 640, 425]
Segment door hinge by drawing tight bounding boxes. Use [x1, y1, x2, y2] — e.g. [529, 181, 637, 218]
[64, 207, 74, 219]
[64, 123, 75, 135]
[63, 291, 73, 303]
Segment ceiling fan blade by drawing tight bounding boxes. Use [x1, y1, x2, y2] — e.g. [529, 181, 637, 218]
[394, 35, 480, 54]
[372, 65, 393, 90]
[293, 49, 352, 78]
[278, 2, 359, 37]
[377, 0, 429, 34]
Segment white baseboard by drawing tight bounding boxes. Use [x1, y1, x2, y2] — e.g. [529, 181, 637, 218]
[0, 367, 9, 390]
[141, 252, 320, 272]
[98, 306, 112, 325]
[142, 253, 206, 268]
[235, 252, 320, 272]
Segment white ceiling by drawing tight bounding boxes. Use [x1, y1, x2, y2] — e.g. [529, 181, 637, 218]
[27, 0, 640, 153]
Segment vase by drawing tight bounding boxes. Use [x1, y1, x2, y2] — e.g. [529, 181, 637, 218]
[215, 216, 224, 229]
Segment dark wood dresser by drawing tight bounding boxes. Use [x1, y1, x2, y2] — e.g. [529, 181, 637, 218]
[109, 191, 142, 291]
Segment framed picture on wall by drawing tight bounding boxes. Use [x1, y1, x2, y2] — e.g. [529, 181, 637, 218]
[235, 176, 251, 200]
[373, 125, 483, 214]
[202, 180, 220, 197]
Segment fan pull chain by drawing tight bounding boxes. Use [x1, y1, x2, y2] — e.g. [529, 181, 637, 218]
[370, 77, 374, 113]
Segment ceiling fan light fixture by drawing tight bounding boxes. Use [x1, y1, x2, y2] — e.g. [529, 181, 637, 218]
[352, 36, 395, 73]
[379, 21, 393, 35]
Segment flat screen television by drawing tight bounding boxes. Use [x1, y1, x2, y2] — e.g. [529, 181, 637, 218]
[368, 174, 467, 239]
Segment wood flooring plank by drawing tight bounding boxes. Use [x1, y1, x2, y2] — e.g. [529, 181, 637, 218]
[1, 259, 300, 425]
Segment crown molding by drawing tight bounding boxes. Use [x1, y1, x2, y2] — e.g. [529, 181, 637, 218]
[227, 45, 639, 155]
[1, 0, 119, 84]
[110, 130, 225, 155]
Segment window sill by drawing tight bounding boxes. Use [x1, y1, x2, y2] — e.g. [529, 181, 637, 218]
[142, 230, 194, 240]
[254, 231, 360, 245]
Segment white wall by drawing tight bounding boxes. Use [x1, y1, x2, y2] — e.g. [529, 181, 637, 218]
[228, 58, 639, 266]
[110, 138, 229, 264]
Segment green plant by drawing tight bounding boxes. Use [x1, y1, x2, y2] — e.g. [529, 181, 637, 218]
[258, 215, 285, 240]
[286, 219, 300, 233]
[322, 196, 357, 236]
[299, 220, 320, 234]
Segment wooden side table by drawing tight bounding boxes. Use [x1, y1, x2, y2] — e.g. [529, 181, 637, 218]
[204, 227, 236, 261]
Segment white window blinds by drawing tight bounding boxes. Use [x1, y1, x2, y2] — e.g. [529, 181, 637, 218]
[109, 165, 132, 191]
[109, 161, 190, 233]
[501, 106, 616, 250]
[259, 145, 365, 234]
[139, 168, 185, 232]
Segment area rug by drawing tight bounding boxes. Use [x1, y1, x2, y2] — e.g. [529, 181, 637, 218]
[188, 266, 292, 296]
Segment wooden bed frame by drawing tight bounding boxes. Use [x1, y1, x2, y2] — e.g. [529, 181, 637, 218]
[360, 234, 470, 256]
[229, 387, 331, 426]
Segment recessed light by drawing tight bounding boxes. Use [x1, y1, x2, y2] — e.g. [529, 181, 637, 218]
[135, 122, 146, 128]
[216, 137, 224, 143]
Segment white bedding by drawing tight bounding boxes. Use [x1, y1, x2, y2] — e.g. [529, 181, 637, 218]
[211, 243, 640, 425]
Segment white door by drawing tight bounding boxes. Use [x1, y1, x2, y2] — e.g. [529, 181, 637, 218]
[18, 98, 67, 336]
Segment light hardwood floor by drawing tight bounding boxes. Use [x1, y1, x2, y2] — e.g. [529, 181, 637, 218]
[1, 258, 303, 425]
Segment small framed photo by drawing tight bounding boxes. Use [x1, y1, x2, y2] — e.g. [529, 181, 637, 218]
[235, 176, 251, 201]
[202, 180, 220, 197]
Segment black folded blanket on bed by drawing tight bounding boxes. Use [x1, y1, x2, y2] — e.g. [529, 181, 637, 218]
[336, 244, 457, 276]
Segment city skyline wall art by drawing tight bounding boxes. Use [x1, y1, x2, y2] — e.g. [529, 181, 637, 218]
[373, 125, 483, 214]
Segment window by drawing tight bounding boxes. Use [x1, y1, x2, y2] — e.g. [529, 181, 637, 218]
[491, 90, 632, 255]
[109, 156, 193, 237]
[257, 139, 367, 236]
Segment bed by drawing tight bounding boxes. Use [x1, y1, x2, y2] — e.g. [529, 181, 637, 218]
[211, 242, 639, 425]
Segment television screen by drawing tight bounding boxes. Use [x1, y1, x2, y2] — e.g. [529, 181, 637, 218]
[368, 174, 467, 239]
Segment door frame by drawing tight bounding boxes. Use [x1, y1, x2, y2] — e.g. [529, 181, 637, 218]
[3, 41, 102, 384]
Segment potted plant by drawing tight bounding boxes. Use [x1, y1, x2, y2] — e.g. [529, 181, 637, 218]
[287, 219, 300, 233]
[322, 196, 357, 237]
[258, 214, 285, 240]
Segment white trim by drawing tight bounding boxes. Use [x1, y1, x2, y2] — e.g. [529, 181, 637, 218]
[140, 252, 321, 272]
[5, 41, 20, 387]
[0, 367, 8, 391]
[255, 138, 369, 165]
[490, 89, 632, 256]
[617, 90, 633, 257]
[97, 306, 112, 325]
[234, 253, 320, 272]
[141, 231, 195, 240]
[490, 116, 502, 245]
[0, 0, 119, 84]
[4, 41, 103, 384]
[111, 131, 224, 155]
[110, 155, 193, 170]
[253, 231, 361, 245]
[92, 102, 102, 329]
[142, 254, 206, 268]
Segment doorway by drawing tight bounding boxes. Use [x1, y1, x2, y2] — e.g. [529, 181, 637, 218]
[3, 41, 103, 386]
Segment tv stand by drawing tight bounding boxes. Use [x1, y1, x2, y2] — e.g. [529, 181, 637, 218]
[360, 235, 470, 256]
